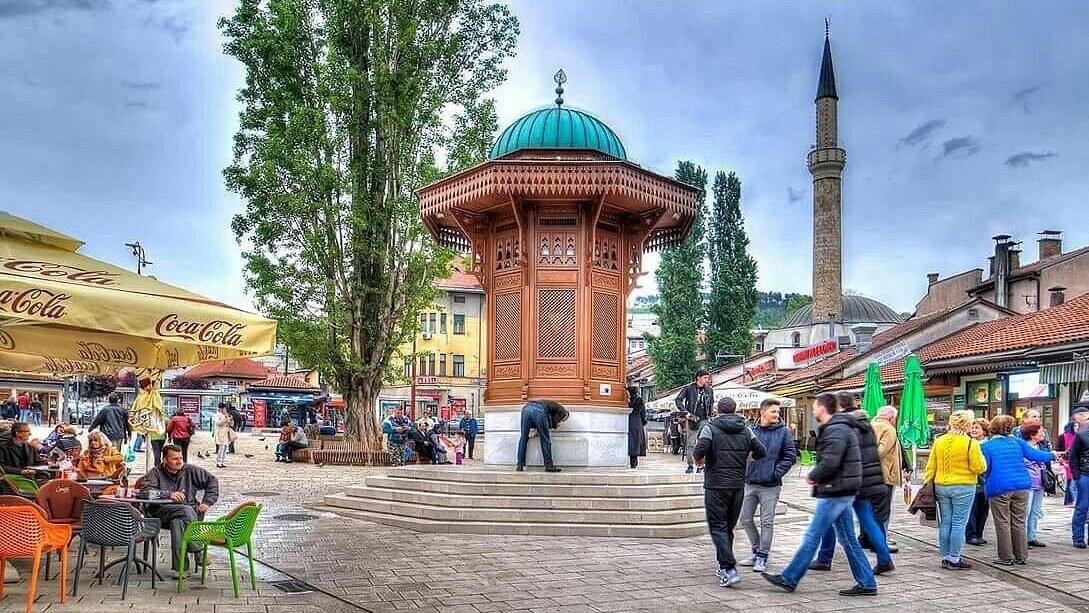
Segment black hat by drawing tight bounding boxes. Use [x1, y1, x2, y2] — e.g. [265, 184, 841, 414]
[696, 368, 709, 378]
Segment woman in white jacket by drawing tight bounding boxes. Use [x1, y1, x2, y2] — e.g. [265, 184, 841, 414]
[212, 403, 233, 468]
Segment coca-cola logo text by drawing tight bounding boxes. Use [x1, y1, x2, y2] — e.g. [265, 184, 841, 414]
[0, 329, 13, 350]
[197, 346, 221, 361]
[3, 260, 118, 286]
[76, 341, 139, 365]
[0, 288, 70, 319]
[155, 314, 246, 347]
[43, 357, 103, 375]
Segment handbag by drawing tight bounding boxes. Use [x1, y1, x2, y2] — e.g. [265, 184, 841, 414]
[1043, 466, 1058, 495]
[908, 480, 937, 520]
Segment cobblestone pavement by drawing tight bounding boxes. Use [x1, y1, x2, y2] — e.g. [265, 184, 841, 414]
[4, 430, 1089, 613]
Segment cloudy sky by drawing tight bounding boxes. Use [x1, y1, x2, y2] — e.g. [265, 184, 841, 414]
[2, 1, 1087, 314]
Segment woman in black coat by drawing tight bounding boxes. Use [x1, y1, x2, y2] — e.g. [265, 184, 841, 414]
[627, 387, 647, 468]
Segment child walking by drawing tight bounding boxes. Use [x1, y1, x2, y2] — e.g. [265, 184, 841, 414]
[454, 430, 468, 465]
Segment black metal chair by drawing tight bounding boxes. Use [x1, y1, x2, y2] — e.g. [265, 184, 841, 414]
[73, 499, 161, 600]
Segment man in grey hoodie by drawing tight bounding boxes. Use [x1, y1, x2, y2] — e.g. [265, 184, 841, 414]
[738, 399, 797, 572]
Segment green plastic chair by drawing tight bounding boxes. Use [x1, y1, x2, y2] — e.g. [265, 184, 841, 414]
[2, 474, 39, 496]
[795, 450, 817, 476]
[176, 502, 262, 597]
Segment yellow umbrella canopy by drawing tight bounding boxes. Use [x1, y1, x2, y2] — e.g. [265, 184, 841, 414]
[0, 211, 277, 374]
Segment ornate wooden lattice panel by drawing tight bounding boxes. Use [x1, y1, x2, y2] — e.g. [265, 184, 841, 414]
[593, 230, 620, 271]
[592, 292, 618, 361]
[494, 230, 521, 270]
[493, 292, 521, 362]
[537, 288, 576, 358]
[537, 228, 577, 267]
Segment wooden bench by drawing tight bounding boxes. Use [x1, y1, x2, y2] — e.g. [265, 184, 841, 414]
[308, 439, 387, 465]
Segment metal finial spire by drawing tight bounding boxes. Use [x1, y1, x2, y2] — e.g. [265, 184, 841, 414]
[554, 69, 567, 106]
[825, 17, 830, 38]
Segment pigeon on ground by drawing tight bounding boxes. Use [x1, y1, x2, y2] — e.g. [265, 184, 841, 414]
[244, 454, 254, 458]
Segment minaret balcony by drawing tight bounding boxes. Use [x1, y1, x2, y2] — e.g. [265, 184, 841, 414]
[807, 146, 846, 173]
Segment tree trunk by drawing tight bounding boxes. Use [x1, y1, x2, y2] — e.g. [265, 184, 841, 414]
[343, 378, 382, 451]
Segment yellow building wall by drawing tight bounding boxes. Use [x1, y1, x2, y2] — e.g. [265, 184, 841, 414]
[399, 291, 487, 386]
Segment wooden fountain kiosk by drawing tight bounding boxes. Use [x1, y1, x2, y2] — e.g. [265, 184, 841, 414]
[419, 74, 698, 466]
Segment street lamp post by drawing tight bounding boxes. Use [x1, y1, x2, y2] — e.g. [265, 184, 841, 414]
[124, 241, 153, 276]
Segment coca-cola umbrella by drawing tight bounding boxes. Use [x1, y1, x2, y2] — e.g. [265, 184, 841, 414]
[0, 211, 277, 374]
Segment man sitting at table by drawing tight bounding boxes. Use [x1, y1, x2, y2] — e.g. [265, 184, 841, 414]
[0, 421, 44, 479]
[144, 444, 219, 576]
[76, 431, 125, 479]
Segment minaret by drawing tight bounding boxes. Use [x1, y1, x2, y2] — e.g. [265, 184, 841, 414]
[808, 22, 846, 335]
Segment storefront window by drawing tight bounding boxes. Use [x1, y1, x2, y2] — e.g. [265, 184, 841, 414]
[927, 397, 952, 443]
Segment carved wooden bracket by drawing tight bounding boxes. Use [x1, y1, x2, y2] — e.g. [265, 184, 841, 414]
[450, 208, 487, 284]
[509, 195, 530, 284]
[584, 194, 605, 286]
[624, 207, 667, 296]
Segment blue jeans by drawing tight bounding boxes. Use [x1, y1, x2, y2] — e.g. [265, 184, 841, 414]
[816, 495, 893, 566]
[132, 433, 144, 452]
[781, 496, 876, 589]
[935, 484, 976, 561]
[516, 403, 554, 468]
[1065, 478, 1078, 506]
[1072, 475, 1089, 543]
[1027, 489, 1044, 541]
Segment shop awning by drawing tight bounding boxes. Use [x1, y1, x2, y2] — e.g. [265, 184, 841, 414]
[0, 211, 277, 374]
[248, 392, 319, 404]
[1041, 361, 1089, 384]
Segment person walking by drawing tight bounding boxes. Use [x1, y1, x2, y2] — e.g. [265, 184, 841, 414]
[870, 406, 903, 545]
[227, 405, 244, 454]
[458, 411, 479, 460]
[212, 404, 232, 468]
[1069, 406, 1089, 548]
[16, 392, 29, 423]
[762, 393, 877, 597]
[166, 408, 195, 462]
[924, 410, 987, 570]
[675, 369, 714, 474]
[627, 387, 647, 469]
[965, 417, 992, 545]
[694, 397, 766, 587]
[738, 399, 796, 572]
[88, 393, 131, 451]
[1020, 424, 1050, 547]
[1058, 419, 1078, 507]
[981, 414, 1055, 564]
[515, 400, 569, 473]
[810, 395, 896, 575]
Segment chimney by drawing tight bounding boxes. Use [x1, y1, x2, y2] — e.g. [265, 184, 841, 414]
[852, 323, 879, 353]
[1008, 248, 1021, 271]
[1038, 230, 1062, 260]
[927, 272, 940, 286]
[1049, 286, 1067, 307]
[993, 235, 1012, 309]
[988, 255, 995, 277]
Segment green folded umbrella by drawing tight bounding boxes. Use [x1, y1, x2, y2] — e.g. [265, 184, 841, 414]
[861, 361, 885, 418]
[897, 354, 929, 451]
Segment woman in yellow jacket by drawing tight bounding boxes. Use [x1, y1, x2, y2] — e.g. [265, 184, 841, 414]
[924, 410, 987, 570]
[76, 431, 125, 479]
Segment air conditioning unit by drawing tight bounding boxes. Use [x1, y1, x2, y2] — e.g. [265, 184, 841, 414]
[421, 332, 432, 340]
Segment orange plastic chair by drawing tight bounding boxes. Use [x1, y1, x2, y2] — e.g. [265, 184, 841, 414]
[0, 506, 72, 613]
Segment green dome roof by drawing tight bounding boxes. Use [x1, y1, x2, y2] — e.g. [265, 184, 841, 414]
[489, 106, 627, 160]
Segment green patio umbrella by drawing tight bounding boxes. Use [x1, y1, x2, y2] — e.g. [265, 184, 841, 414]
[898, 354, 929, 470]
[861, 361, 886, 418]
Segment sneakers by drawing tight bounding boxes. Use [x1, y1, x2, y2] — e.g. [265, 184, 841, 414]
[760, 572, 795, 593]
[1074, 542, 1087, 549]
[808, 561, 831, 571]
[992, 557, 1016, 566]
[1028, 540, 1047, 548]
[738, 554, 757, 567]
[544, 466, 562, 473]
[717, 568, 741, 588]
[685, 465, 695, 474]
[839, 585, 878, 597]
[753, 556, 768, 573]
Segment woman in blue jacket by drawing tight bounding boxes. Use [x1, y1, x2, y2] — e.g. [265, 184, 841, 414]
[980, 414, 1056, 565]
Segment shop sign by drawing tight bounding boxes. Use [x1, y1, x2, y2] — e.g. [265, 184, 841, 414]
[871, 341, 912, 367]
[416, 376, 438, 384]
[792, 340, 837, 364]
[449, 398, 467, 412]
[179, 395, 200, 420]
[953, 394, 966, 410]
[251, 398, 267, 428]
[747, 359, 774, 377]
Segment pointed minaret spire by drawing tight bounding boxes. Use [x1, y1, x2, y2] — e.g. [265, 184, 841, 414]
[817, 20, 838, 101]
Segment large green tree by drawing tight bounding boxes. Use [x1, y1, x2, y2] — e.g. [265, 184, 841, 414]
[705, 171, 758, 363]
[221, 0, 518, 444]
[647, 161, 707, 391]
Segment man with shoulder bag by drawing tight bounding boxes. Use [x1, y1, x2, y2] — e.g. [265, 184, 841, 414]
[675, 369, 714, 474]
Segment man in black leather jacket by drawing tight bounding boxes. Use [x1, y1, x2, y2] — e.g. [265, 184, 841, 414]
[1068, 406, 1089, 547]
[763, 393, 877, 596]
[675, 369, 713, 474]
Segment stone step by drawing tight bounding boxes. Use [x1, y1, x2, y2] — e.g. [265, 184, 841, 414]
[323, 493, 707, 525]
[385, 465, 700, 486]
[341, 484, 702, 511]
[363, 475, 704, 498]
[314, 504, 709, 538]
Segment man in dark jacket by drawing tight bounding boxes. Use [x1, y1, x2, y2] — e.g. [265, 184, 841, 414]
[675, 369, 714, 474]
[89, 393, 130, 450]
[693, 397, 766, 588]
[811, 398, 896, 574]
[738, 399, 797, 572]
[763, 393, 877, 596]
[1069, 406, 1089, 547]
[515, 400, 569, 473]
[145, 444, 220, 575]
[0, 422, 44, 479]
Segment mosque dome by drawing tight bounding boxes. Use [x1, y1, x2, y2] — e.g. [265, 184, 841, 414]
[488, 106, 627, 161]
[781, 295, 904, 328]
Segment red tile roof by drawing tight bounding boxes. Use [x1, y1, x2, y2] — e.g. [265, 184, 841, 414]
[436, 259, 484, 292]
[972, 245, 1089, 290]
[250, 375, 320, 390]
[183, 358, 272, 380]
